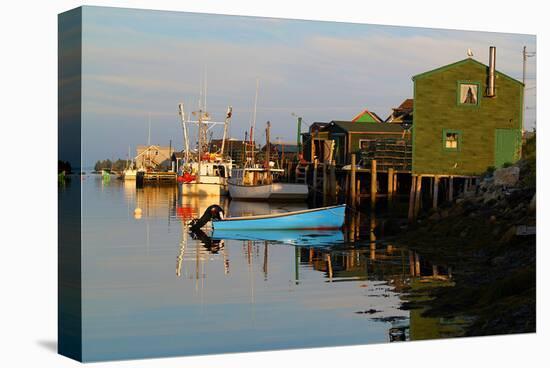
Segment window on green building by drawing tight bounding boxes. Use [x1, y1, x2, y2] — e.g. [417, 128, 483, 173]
[443, 130, 460, 150]
[457, 81, 480, 106]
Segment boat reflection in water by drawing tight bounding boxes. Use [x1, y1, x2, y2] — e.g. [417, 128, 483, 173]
[212, 229, 344, 247]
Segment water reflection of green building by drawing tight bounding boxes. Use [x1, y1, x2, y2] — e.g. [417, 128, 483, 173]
[408, 284, 469, 340]
[298, 244, 465, 341]
[298, 245, 411, 282]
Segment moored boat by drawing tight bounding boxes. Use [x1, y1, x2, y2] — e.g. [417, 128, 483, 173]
[123, 168, 137, 180]
[228, 167, 308, 200]
[174, 103, 233, 196]
[228, 119, 309, 200]
[190, 204, 346, 231]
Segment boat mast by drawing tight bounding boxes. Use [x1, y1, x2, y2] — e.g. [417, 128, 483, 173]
[197, 109, 202, 183]
[220, 106, 232, 156]
[147, 112, 151, 146]
[178, 103, 190, 162]
[251, 78, 259, 163]
[204, 65, 207, 112]
[146, 112, 152, 168]
[265, 121, 271, 184]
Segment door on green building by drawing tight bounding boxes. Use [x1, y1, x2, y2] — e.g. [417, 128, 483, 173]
[495, 129, 520, 168]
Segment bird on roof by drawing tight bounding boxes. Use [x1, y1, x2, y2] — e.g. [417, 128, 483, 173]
[467, 48, 474, 57]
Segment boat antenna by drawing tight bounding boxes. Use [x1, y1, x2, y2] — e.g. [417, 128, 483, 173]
[204, 65, 207, 112]
[251, 78, 259, 162]
[178, 103, 190, 162]
[147, 112, 151, 146]
[220, 106, 232, 156]
[197, 108, 202, 183]
[252, 78, 259, 142]
[198, 73, 203, 110]
[265, 121, 271, 184]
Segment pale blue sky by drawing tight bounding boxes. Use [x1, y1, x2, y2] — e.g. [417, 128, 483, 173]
[80, 6, 536, 166]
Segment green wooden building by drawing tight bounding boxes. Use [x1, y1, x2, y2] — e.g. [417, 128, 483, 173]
[412, 52, 524, 176]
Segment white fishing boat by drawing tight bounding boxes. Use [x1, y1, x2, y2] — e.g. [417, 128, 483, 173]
[123, 168, 137, 180]
[174, 96, 233, 196]
[228, 167, 308, 200]
[228, 119, 308, 200]
[176, 159, 232, 196]
[122, 147, 137, 180]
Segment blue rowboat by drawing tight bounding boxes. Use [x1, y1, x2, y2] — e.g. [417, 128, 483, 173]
[212, 204, 346, 231]
[212, 229, 344, 247]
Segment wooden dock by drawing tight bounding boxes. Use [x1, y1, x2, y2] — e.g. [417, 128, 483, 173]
[299, 152, 478, 222]
[143, 171, 177, 182]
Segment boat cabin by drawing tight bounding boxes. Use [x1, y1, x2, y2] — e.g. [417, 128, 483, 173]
[231, 167, 284, 186]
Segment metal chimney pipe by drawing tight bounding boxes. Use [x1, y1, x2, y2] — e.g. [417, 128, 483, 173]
[488, 46, 496, 97]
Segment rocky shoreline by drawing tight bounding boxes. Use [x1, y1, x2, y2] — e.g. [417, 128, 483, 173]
[397, 140, 536, 337]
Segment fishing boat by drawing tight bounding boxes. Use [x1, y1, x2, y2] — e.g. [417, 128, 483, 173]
[228, 167, 308, 200]
[227, 121, 308, 200]
[176, 159, 232, 196]
[174, 101, 233, 196]
[122, 146, 137, 180]
[190, 204, 346, 231]
[123, 168, 137, 180]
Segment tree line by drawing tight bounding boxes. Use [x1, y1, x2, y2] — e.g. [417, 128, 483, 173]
[93, 159, 128, 172]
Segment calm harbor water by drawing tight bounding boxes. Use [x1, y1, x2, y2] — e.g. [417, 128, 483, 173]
[62, 174, 459, 362]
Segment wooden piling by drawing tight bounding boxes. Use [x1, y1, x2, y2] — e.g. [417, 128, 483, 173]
[415, 253, 421, 276]
[345, 173, 350, 202]
[356, 179, 361, 206]
[322, 162, 328, 204]
[408, 175, 417, 222]
[414, 175, 423, 217]
[329, 160, 336, 201]
[348, 208, 356, 242]
[408, 250, 415, 276]
[350, 154, 356, 208]
[448, 176, 454, 202]
[356, 210, 361, 240]
[370, 159, 377, 209]
[313, 159, 318, 193]
[387, 167, 394, 203]
[287, 160, 292, 182]
[326, 253, 333, 282]
[432, 176, 440, 209]
[370, 215, 376, 261]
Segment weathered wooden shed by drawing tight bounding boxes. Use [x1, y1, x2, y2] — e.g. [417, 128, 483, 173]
[323, 121, 410, 166]
[301, 122, 330, 162]
[412, 53, 524, 176]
